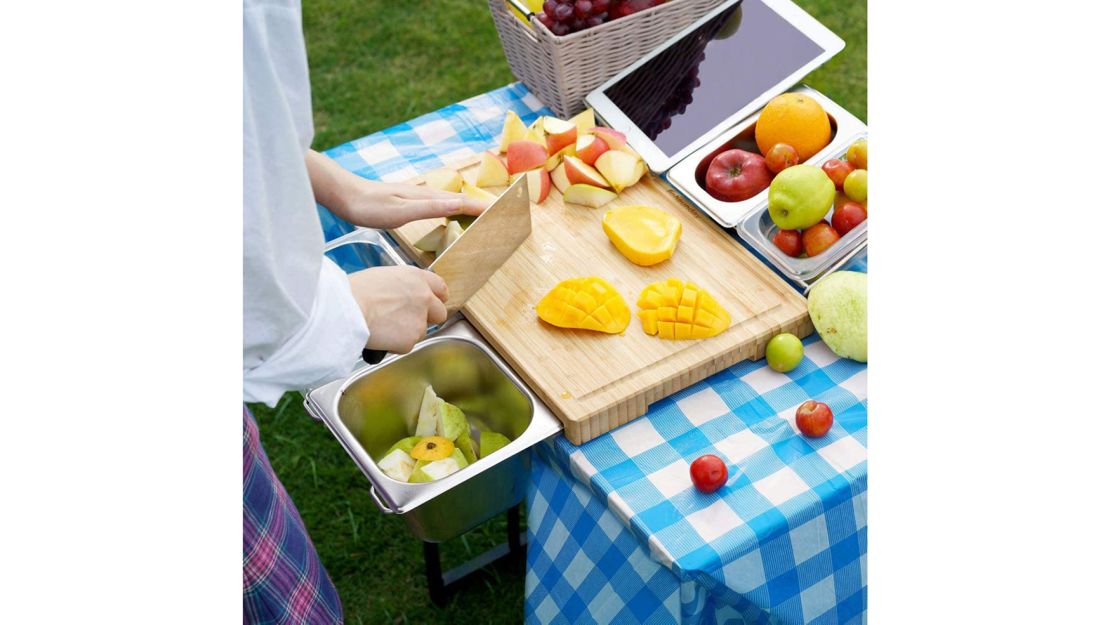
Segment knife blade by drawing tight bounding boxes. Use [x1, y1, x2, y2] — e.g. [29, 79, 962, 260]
[430, 175, 532, 314]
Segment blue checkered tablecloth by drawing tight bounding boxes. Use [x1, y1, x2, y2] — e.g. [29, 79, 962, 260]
[321, 83, 867, 625]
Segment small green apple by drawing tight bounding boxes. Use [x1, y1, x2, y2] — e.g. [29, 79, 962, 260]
[765, 333, 804, 372]
[843, 169, 868, 202]
[767, 165, 836, 230]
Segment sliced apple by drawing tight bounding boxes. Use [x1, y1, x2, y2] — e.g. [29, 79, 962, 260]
[574, 135, 609, 166]
[413, 224, 446, 254]
[524, 125, 546, 147]
[563, 184, 618, 208]
[595, 150, 645, 193]
[442, 219, 464, 250]
[590, 126, 627, 150]
[462, 181, 497, 207]
[526, 168, 551, 204]
[424, 168, 463, 193]
[475, 151, 510, 187]
[498, 111, 528, 153]
[563, 156, 611, 189]
[543, 117, 578, 156]
[544, 144, 575, 171]
[569, 108, 595, 135]
[507, 140, 548, 174]
[551, 162, 571, 194]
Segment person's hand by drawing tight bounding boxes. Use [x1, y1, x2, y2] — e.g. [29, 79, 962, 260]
[341, 181, 487, 229]
[346, 266, 448, 353]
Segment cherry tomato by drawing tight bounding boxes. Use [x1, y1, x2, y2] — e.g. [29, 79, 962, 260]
[690, 454, 728, 493]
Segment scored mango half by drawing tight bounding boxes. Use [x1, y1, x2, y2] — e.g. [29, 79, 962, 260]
[602, 205, 682, 267]
[636, 278, 730, 340]
[536, 277, 630, 334]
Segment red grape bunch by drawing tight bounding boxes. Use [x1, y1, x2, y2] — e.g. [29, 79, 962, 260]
[537, 0, 666, 36]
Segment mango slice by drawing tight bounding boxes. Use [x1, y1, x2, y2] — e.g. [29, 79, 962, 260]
[536, 277, 630, 334]
[636, 278, 730, 340]
[602, 205, 682, 266]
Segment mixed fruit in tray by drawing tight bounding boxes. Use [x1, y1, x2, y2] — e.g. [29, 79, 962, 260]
[700, 93, 869, 259]
[512, 0, 669, 36]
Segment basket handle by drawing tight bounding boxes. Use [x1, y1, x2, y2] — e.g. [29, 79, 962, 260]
[505, 0, 533, 19]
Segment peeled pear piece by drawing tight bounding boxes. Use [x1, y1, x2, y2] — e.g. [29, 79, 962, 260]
[414, 385, 441, 437]
[436, 402, 469, 442]
[378, 448, 415, 482]
[385, 436, 422, 458]
[408, 448, 468, 483]
[455, 426, 479, 464]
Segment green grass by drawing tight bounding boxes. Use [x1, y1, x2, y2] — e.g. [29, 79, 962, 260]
[253, 1, 865, 623]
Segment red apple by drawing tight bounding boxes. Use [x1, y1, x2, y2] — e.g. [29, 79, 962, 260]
[507, 140, 548, 174]
[690, 455, 728, 493]
[802, 222, 840, 257]
[704, 149, 773, 202]
[563, 156, 611, 188]
[772, 229, 803, 257]
[795, 400, 833, 438]
[563, 184, 617, 208]
[551, 162, 571, 193]
[575, 135, 609, 166]
[589, 126, 627, 150]
[764, 143, 800, 174]
[543, 117, 578, 156]
[821, 159, 855, 189]
[526, 168, 551, 203]
[831, 202, 867, 235]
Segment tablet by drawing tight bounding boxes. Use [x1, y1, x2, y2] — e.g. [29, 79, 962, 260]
[586, 0, 844, 173]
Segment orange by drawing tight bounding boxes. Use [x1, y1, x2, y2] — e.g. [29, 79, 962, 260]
[754, 94, 832, 162]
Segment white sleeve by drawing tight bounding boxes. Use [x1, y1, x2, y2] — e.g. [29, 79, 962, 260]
[243, 257, 369, 406]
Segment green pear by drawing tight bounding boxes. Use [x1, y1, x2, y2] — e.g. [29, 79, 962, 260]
[479, 431, 511, 458]
[377, 448, 415, 482]
[807, 271, 867, 362]
[384, 436, 422, 458]
[408, 449, 468, 483]
[767, 165, 836, 230]
[436, 401, 469, 442]
[455, 426, 479, 464]
[414, 385, 441, 437]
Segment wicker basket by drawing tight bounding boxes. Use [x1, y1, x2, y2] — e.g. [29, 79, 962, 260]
[488, 0, 727, 119]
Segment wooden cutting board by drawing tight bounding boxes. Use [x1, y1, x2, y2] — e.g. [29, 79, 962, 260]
[392, 154, 813, 444]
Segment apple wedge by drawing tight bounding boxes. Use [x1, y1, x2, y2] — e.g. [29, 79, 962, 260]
[589, 126, 627, 150]
[442, 219, 464, 251]
[544, 144, 575, 171]
[563, 184, 618, 208]
[424, 168, 463, 192]
[551, 162, 571, 194]
[569, 108, 595, 134]
[413, 224, 446, 254]
[462, 181, 497, 207]
[563, 156, 611, 189]
[526, 168, 551, 204]
[543, 116, 578, 156]
[595, 150, 645, 193]
[507, 140, 548, 174]
[498, 110, 527, 153]
[574, 135, 609, 166]
[475, 151, 510, 187]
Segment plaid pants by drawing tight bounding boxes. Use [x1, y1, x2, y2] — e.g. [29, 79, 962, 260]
[243, 407, 343, 624]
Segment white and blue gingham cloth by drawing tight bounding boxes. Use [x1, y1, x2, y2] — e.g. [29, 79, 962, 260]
[321, 83, 867, 625]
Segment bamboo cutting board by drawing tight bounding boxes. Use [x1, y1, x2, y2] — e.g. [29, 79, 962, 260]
[392, 154, 813, 444]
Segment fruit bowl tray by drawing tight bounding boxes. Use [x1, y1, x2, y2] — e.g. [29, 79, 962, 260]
[390, 153, 812, 444]
[666, 85, 868, 287]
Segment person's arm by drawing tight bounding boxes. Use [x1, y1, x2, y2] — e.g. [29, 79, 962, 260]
[305, 150, 486, 229]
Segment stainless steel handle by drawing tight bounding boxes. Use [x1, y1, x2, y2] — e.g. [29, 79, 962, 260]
[323, 227, 410, 267]
[368, 486, 395, 515]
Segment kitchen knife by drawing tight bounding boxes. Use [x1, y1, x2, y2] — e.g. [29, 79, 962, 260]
[430, 175, 532, 314]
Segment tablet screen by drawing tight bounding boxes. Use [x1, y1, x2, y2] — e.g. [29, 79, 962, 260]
[602, 0, 827, 157]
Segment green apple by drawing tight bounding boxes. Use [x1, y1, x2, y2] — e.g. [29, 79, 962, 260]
[767, 165, 835, 230]
[765, 333, 804, 372]
[408, 449, 468, 483]
[377, 448, 415, 482]
[479, 431, 511, 458]
[414, 385, 440, 437]
[435, 401, 469, 442]
[843, 169, 868, 202]
[807, 271, 867, 362]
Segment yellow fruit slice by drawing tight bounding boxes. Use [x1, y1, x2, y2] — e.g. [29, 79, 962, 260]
[636, 278, 730, 340]
[602, 205, 682, 266]
[536, 277, 630, 334]
[410, 436, 455, 461]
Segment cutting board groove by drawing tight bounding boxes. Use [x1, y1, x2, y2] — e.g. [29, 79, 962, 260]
[393, 153, 812, 444]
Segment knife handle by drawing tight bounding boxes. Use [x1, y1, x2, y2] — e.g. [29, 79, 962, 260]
[362, 349, 387, 365]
